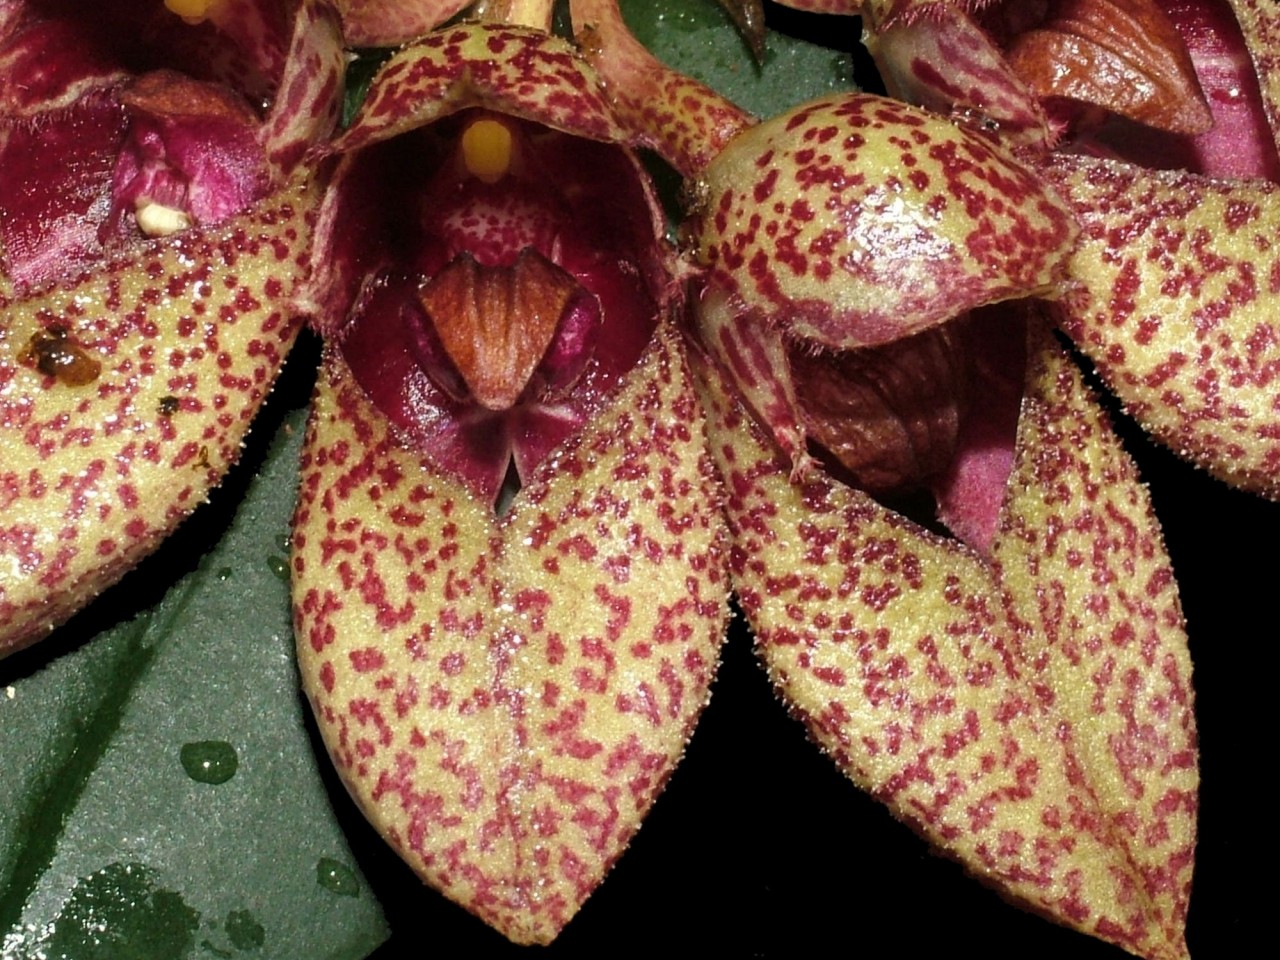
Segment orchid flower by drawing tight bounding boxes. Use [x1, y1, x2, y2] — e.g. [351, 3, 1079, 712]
[805, 0, 1280, 497]
[570, 0, 1213, 956]
[285, 1, 732, 946]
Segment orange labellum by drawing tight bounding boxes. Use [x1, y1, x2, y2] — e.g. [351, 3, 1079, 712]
[418, 249, 583, 410]
[1005, 0, 1214, 133]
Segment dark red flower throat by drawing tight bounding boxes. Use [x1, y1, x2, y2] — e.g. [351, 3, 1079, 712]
[331, 109, 664, 508]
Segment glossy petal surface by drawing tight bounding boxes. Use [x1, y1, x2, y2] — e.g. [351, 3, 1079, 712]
[694, 93, 1078, 349]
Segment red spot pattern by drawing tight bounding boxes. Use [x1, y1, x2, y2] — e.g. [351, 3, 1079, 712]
[334, 25, 626, 162]
[694, 93, 1076, 351]
[694, 318, 1195, 960]
[1047, 153, 1280, 496]
[566, 0, 753, 179]
[0, 181, 317, 653]
[293, 327, 728, 944]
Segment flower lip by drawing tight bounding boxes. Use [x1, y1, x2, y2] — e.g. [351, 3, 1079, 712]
[410, 247, 604, 411]
[1072, 0, 1280, 181]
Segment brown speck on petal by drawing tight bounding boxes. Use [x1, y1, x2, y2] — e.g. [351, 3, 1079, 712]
[18, 325, 103, 387]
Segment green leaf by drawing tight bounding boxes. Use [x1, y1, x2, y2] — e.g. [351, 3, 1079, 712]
[621, 0, 857, 115]
[0, 368, 389, 960]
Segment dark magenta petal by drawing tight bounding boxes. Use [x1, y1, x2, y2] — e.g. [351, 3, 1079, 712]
[1167, 0, 1280, 179]
[531, 287, 603, 400]
[931, 304, 1027, 553]
[328, 110, 666, 507]
[0, 94, 127, 289]
[104, 71, 269, 238]
[0, 17, 126, 114]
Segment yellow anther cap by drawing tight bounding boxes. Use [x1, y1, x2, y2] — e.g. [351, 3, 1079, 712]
[461, 118, 514, 184]
[164, 0, 216, 23]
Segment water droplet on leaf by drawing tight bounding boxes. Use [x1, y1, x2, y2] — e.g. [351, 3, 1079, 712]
[180, 740, 239, 784]
[39, 862, 199, 958]
[225, 909, 265, 950]
[315, 858, 360, 897]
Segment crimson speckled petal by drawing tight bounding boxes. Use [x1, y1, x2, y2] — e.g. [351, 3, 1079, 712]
[330, 23, 629, 159]
[1046, 153, 1280, 496]
[861, 0, 1054, 149]
[691, 92, 1078, 349]
[292, 325, 729, 945]
[0, 176, 319, 656]
[335, 0, 472, 47]
[261, 0, 345, 173]
[694, 316, 1195, 960]
[571, 0, 754, 178]
[0, 0, 342, 656]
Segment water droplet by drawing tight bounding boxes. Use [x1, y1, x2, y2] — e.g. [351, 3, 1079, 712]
[217, 566, 233, 581]
[40, 862, 199, 958]
[266, 555, 288, 580]
[316, 857, 360, 897]
[225, 908, 265, 951]
[277, 533, 291, 552]
[180, 740, 239, 784]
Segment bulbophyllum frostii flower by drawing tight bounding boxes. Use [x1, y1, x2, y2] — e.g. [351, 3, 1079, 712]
[0, 3, 1264, 957]
[847, 0, 1280, 496]
[288, 1, 729, 944]
[575, 0, 1200, 956]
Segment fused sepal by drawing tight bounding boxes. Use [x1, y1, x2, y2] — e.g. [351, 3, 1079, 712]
[689, 92, 1077, 470]
[0, 176, 319, 655]
[292, 324, 729, 944]
[329, 23, 629, 160]
[692, 93, 1078, 351]
[693, 316, 1196, 960]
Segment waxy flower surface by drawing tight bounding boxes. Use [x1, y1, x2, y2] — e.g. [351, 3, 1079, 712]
[290, 13, 730, 943]
[0, 1, 1270, 957]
